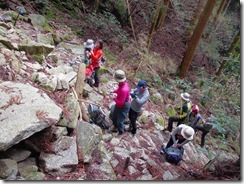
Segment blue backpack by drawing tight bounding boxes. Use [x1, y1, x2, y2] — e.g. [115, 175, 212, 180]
[164, 146, 184, 165]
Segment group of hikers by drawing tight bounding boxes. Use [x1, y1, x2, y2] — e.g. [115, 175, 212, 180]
[82, 38, 216, 164]
[160, 92, 216, 159]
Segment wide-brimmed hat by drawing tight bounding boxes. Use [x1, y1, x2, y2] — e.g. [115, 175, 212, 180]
[137, 80, 147, 90]
[114, 70, 126, 82]
[84, 39, 94, 49]
[180, 93, 190, 101]
[181, 126, 194, 140]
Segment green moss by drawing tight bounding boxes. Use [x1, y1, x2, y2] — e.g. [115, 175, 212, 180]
[32, 54, 44, 64]
[156, 117, 165, 127]
[167, 106, 176, 117]
[64, 35, 71, 41]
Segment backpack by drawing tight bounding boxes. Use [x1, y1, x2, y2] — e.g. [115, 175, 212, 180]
[87, 104, 110, 129]
[164, 146, 184, 165]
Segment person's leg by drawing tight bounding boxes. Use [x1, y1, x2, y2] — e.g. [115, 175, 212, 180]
[93, 67, 100, 85]
[167, 116, 180, 132]
[201, 130, 209, 147]
[128, 108, 138, 135]
[177, 119, 184, 126]
[93, 68, 102, 93]
[118, 103, 130, 135]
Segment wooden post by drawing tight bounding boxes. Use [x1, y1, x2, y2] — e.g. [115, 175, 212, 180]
[75, 63, 86, 97]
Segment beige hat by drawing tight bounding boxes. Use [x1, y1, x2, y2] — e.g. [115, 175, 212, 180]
[181, 125, 194, 140]
[181, 92, 190, 101]
[114, 70, 126, 82]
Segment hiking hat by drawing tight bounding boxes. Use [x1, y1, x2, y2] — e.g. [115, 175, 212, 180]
[84, 39, 94, 49]
[114, 70, 126, 82]
[180, 92, 190, 101]
[181, 125, 194, 140]
[137, 80, 147, 90]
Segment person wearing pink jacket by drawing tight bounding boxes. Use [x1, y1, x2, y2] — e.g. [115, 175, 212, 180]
[110, 70, 130, 135]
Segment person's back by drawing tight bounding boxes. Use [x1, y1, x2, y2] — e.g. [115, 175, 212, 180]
[187, 104, 202, 127]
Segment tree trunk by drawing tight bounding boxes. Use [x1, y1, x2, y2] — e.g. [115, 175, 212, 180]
[147, 0, 169, 50]
[147, 0, 163, 49]
[157, 0, 170, 31]
[126, 0, 136, 41]
[215, 30, 240, 76]
[94, 0, 99, 12]
[185, 0, 205, 42]
[179, 0, 218, 79]
[213, 0, 227, 27]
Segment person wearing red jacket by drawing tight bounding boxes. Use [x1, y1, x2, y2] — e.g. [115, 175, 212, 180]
[85, 39, 103, 93]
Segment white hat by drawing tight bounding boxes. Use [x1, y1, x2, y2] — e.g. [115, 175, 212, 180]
[180, 93, 190, 101]
[84, 39, 94, 49]
[181, 125, 194, 140]
[114, 70, 126, 82]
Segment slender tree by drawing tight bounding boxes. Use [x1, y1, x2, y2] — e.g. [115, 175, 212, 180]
[126, 0, 136, 41]
[215, 30, 240, 76]
[185, 0, 205, 42]
[213, 0, 227, 27]
[179, 0, 218, 78]
[146, 0, 170, 49]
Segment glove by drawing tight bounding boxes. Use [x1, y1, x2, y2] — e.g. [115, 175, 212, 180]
[130, 92, 136, 98]
[130, 93, 137, 98]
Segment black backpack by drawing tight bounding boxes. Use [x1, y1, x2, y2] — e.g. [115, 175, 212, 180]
[87, 104, 110, 129]
[164, 146, 184, 165]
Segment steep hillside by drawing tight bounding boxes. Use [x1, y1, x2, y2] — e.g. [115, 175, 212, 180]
[0, 0, 241, 181]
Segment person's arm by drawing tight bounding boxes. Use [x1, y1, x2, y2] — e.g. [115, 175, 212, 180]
[90, 49, 102, 61]
[134, 91, 149, 105]
[177, 139, 190, 147]
[114, 89, 127, 108]
[171, 128, 179, 143]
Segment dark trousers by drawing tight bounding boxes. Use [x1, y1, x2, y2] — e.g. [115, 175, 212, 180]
[128, 108, 139, 135]
[112, 102, 130, 134]
[93, 67, 100, 85]
[167, 116, 184, 132]
[193, 125, 209, 147]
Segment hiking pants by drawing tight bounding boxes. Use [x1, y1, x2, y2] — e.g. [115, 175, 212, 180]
[193, 125, 209, 147]
[128, 108, 139, 135]
[112, 102, 130, 134]
[93, 67, 100, 86]
[167, 116, 184, 132]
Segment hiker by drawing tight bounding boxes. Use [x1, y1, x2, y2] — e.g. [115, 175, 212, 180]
[128, 80, 150, 136]
[166, 92, 192, 132]
[193, 110, 216, 148]
[187, 104, 203, 127]
[85, 39, 103, 93]
[83, 39, 94, 64]
[110, 70, 130, 135]
[160, 124, 195, 152]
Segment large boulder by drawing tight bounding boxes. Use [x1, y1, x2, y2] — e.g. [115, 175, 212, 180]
[0, 81, 62, 151]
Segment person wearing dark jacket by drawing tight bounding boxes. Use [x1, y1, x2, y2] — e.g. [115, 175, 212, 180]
[166, 93, 192, 132]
